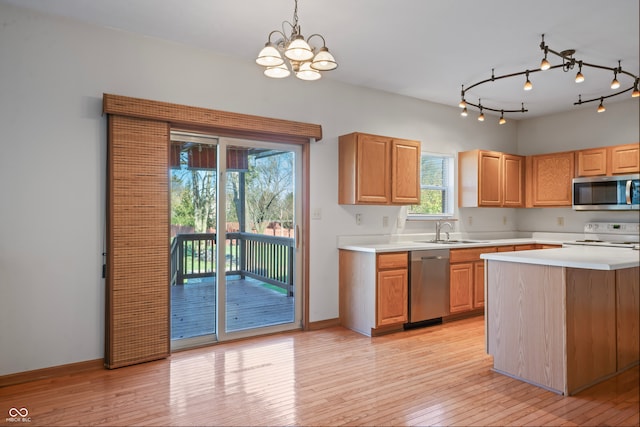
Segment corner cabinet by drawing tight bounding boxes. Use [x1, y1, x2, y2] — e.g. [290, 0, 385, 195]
[339, 250, 408, 336]
[526, 151, 575, 207]
[339, 132, 420, 205]
[458, 150, 525, 208]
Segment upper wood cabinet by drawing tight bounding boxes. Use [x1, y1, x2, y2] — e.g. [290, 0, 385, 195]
[576, 147, 608, 176]
[526, 151, 575, 207]
[458, 150, 525, 208]
[339, 132, 420, 205]
[609, 143, 640, 175]
[576, 143, 640, 177]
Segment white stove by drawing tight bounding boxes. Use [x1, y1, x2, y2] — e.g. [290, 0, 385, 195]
[563, 222, 640, 249]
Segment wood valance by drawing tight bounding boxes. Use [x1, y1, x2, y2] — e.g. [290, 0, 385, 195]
[103, 93, 322, 144]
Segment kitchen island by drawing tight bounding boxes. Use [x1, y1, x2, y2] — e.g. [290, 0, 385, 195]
[481, 246, 640, 395]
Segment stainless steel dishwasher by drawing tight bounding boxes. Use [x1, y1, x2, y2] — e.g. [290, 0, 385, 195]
[407, 249, 450, 326]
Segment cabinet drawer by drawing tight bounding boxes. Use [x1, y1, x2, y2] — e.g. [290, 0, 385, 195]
[377, 252, 408, 269]
[497, 245, 515, 252]
[450, 246, 498, 263]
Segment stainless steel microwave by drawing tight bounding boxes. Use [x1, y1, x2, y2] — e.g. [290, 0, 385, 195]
[572, 174, 639, 210]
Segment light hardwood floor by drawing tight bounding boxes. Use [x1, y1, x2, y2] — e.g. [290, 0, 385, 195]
[1, 316, 638, 426]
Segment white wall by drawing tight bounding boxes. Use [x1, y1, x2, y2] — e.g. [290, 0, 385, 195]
[0, 2, 637, 376]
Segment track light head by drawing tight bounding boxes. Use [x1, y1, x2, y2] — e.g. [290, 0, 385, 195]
[597, 98, 606, 113]
[524, 71, 533, 91]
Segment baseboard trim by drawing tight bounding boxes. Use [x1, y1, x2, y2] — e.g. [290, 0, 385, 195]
[0, 359, 104, 388]
[307, 318, 340, 330]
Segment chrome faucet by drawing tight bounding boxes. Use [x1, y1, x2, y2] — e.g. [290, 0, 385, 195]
[435, 220, 453, 242]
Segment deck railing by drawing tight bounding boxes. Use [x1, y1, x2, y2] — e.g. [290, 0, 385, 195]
[170, 232, 294, 296]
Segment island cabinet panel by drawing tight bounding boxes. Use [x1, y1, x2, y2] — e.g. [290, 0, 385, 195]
[565, 269, 617, 394]
[486, 260, 639, 396]
[339, 250, 408, 336]
[526, 151, 574, 207]
[616, 267, 640, 370]
[486, 262, 566, 393]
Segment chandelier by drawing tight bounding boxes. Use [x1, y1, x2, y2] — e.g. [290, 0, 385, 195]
[255, 0, 338, 81]
[459, 34, 640, 124]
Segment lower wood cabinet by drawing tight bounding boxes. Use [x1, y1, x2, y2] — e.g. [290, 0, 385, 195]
[449, 244, 562, 315]
[449, 247, 498, 314]
[339, 250, 408, 336]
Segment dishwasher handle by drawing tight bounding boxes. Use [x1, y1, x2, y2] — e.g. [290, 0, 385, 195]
[422, 256, 445, 260]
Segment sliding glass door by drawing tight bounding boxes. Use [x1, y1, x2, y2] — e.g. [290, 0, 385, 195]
[170, 132, 302, 349]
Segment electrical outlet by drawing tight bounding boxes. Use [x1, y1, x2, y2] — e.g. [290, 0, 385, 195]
[397, 217, 404, 228]
[468, 216, 473, 226]
[356, 213, 362, 225]
[502, 216, 507, 225]
[557, 216, 564, 226]
[312, 208, 322, 220]
[382, 216, 389, 227]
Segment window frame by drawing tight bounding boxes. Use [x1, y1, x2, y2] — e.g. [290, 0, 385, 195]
[407, 151, 455, 220]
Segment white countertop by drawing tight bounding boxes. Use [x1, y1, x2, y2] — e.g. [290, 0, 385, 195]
[338, 238, 559, 253]
[481, 246, 640, 270]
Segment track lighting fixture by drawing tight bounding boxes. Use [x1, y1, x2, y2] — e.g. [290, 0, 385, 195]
[457, 34, 639, 122]
[575, 61, 584, 83]
[461, 107, 468, 117]
[540, 47, 551, 71]
[499, 111, 506, 125]
[597, 98, 606, 113]
[256, 0, 338, 81]
[523, 71, 533, 91]
[477, 103, 485, 121]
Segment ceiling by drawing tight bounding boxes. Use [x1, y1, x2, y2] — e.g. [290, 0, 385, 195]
[4, 0, 639, 120]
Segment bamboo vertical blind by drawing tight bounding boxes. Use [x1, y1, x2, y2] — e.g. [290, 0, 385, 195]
[106, 115, 170, 369]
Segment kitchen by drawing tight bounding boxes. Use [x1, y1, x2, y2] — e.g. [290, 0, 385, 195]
[1, 0, 639, 408]
[337, 132, 639, 393]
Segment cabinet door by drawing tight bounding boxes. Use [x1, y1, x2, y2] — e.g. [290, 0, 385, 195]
[391, 139, 421, 204]
[503, 154, 525, 207]
[450, 262, 473, 313]
[473, 261, 485, 309]
[527, 152, 574, 207]
[356, 134, 391, 204]
[478, 151, 503, 206]
[377, 269, 408, 326]
[577, 148, 607, 176]
[609, 143, 640, 175]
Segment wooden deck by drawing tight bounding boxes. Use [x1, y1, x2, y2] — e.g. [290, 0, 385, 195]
[170, 276, 294, 339]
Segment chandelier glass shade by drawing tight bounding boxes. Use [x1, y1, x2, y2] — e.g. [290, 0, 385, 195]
[459, 34, 639, 123]
[256, 0, 337, 81]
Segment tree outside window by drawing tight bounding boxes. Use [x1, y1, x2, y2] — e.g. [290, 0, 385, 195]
[408, 153, 454, 217]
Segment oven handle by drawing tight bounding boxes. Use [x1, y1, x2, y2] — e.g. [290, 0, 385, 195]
[626, 180, 633, 205]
